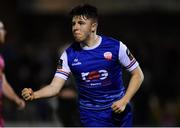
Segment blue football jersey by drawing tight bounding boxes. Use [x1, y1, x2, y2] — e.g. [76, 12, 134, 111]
[55, 35, 138, 110]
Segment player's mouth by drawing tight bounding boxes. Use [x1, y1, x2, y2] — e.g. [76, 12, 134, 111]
[73, 32, 82, 38]
[73, 34, 84, 42]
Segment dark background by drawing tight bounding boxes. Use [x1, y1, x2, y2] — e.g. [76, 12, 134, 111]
[0, 0, 180, 126]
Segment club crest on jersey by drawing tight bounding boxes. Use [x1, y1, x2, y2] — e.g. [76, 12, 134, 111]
[104, 52, 112, 60]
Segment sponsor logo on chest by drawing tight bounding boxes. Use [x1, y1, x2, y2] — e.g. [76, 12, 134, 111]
[72, 58, 82, 66]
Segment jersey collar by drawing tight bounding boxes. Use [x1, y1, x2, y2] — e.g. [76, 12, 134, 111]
[81, 36, 102, 50]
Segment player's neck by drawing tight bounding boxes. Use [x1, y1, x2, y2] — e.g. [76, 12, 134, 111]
[84, 34, 99, 47]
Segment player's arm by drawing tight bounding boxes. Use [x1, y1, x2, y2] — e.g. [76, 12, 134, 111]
[2, 73, 25, 109]
[22, 77, 66, 101]
[111, 41, 144, 113]
[112, 66, 144, 113]
[121, 66, 144, 103]
[22, 50, 70, 101]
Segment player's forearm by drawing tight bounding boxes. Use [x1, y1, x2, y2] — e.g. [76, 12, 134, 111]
[2, 74, 20, 102]
[22, 77, 66, 101]
[3, 83, 20, 102]
[33, 84, 60, 100]
[33, 77, 66, 100]
[123, 66, 144, 103]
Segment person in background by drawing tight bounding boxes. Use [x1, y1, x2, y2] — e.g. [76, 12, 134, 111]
[0, 21, 25, 127]
[22, 4, 144, 127]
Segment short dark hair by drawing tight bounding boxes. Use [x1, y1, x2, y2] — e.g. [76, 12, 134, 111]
[70, 4, 98, 22]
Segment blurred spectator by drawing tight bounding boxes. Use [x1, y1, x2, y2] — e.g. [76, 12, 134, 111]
[0, 21, 25, 127]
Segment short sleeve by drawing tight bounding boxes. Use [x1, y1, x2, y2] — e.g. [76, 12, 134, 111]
[118, 41, 139, 72]
[55, 51, 71, 80]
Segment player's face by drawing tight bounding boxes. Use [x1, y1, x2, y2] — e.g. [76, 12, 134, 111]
[72, 15, 95, 43]
[0, 22, 6, 43]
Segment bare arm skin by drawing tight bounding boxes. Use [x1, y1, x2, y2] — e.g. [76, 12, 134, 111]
[111, 66, 144, 113]
[2, 74, 25, 109]
[22, 76, 66, 101]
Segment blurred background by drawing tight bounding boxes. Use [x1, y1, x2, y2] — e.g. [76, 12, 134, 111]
[0, 0, 180, 127]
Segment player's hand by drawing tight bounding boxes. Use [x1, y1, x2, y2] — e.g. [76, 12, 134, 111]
[111, 99, 127, 113]
[15, 97, 26, 110]
[21, 88, 34, 101]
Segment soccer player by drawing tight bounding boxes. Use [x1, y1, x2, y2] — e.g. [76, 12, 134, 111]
[0, 21, 25, 127]
[22, 4, 144, 127]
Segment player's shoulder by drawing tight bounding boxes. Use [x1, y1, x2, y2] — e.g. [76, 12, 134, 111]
[66, 41, 81, 53]
[101, 35, 122, 44]
[101, 35, 123, 48]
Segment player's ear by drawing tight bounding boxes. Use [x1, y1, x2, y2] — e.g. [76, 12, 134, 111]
[91, 22, 98, 33]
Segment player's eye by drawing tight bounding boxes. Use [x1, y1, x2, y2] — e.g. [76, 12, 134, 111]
[72, 22, 75, 26]
[78, 21, 85, 25]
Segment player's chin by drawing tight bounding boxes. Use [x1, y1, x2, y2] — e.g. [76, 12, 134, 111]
[74, 38, 83, 43]
[73, 36, 84, 42]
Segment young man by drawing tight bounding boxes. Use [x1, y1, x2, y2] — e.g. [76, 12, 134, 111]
[22, 4, 144, 127]
[0, 21, 26, 127]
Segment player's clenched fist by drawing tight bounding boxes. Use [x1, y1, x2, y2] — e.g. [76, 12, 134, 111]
[21, 88, 34, 101]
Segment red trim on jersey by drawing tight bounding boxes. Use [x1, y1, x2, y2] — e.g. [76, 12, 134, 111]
[56, 69, 69, 77]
